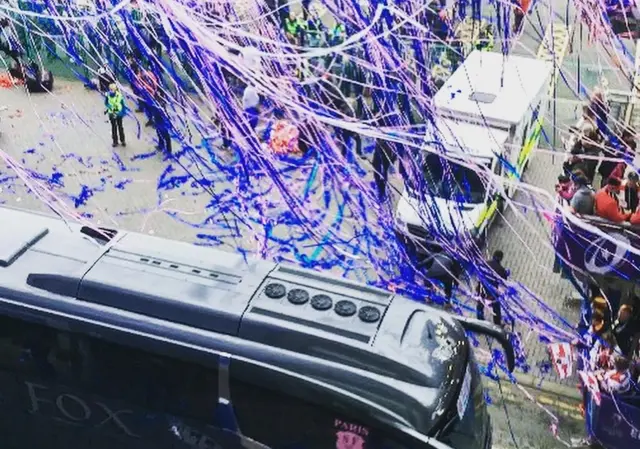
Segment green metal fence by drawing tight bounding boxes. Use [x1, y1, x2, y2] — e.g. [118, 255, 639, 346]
[5, 1, 129, 80]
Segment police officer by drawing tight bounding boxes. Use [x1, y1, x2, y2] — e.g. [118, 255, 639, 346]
[305, 8, 325, 47]
[285, 12, 304, 45]
[326, 22, 346, 47]
[104, 83, 126, 147]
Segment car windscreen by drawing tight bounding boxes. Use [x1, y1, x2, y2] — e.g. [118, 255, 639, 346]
[409, 153, 487, 204]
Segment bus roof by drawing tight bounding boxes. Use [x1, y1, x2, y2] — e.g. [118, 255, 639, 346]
[426, 118, 510, 160]
[434, 51, 553, 128]
[0, 206, 469, 434]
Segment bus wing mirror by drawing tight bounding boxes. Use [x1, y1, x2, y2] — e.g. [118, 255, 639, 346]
[454, 316, 516, 372]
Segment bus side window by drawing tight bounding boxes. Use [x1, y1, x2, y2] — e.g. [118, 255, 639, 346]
[77, 332, 219, 422]
[227, 377, 413, 449]
[0, 314, 73, 381]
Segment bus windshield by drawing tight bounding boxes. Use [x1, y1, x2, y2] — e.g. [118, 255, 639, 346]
[411, 153, 487, 204]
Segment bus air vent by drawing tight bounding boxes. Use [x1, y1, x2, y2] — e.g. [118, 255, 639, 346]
[359, 306, 381, 323]
[311, 294, 332, 310]
[239, 267, 396, 378]
[335, 300, 357, 317]
[264, 283, 286, 299]
[0, 222, 48, 267]
[80, 226, 117, 244]
[240, 265, 390, 356]
[287, 288, 309, 305]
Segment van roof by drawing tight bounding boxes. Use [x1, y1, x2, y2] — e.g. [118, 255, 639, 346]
[434, 51, 553, 127]
[425, 119, 510, 160]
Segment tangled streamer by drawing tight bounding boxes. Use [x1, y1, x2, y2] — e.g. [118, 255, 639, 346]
[2, 0, 640, 444]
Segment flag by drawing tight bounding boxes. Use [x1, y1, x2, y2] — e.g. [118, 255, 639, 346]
[578, 370, 602, 406]
[550, 421, 558, 437]
[548, 342, 574, 379]
[602, 369, 631, 394]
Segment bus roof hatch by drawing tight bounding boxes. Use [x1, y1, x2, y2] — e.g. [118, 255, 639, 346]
[0, 220, 48, 267]
[75, 233, 276, 335]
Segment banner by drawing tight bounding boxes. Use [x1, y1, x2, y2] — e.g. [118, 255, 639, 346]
[587, 391, 640, 449]
[553, 217, 640, 281]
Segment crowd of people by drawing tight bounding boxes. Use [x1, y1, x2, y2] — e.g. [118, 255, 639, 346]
[576, 284, 640, 396]
[555, 89, 640, 400]
[559, 90, 639, 225]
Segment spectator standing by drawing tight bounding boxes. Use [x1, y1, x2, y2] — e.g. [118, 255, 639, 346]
[0, 17, 23, 64]
[622, 127, 638, 162]
[341, 52, 366, 118]
[555, 174, 573, 205]
[589, 88, 610, 134]
[372, 139, 397, 200]
[242, 84, 260, 130]
[97, 66, 115, 93]
[600, 356, 632, 394]
[151, 90, 172, 154]
[594, 177, 631, 223]
[127, 55, 144, 112]
[513, 0, 531, 34]
[579, 105, 602, 183]
[598, 143, 622, 188]
[285, 12, 304, 45]
[614, 295, 640, 356]
[314, 75, 363, 159]
[305, 7, 324, 47]
[623, 171, 640, 212]
[570, 175, 595, 215]
[104, 83, 126, 147]
[589, 330, 619, 371]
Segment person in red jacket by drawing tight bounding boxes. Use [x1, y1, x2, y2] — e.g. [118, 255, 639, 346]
[595, 177, 631, 223]
[513, 0, 531, 34]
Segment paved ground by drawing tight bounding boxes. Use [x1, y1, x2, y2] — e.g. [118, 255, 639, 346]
[0, 79, 391, 282]
[489, 388, 585, 449]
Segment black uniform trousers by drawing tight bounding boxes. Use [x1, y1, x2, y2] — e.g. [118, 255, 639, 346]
[109, 115, 125, 145]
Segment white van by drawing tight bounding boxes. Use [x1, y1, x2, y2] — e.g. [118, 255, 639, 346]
[394, 51, 553, 253]
[395, 119, 512, 252]
[434, 50, 553, 184]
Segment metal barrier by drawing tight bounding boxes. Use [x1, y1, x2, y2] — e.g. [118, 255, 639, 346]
[4, 1, 130, 80]
[532, 22, 571, 154]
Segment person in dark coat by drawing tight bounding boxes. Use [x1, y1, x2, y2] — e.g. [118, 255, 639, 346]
[97, 66, 115, 93]
[150, 90, 172, 154]
[372, 139, 397, 200]
[314, 75, 363, 158]
[420, 251, 462, 309]
[476, 250, 510, 325]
